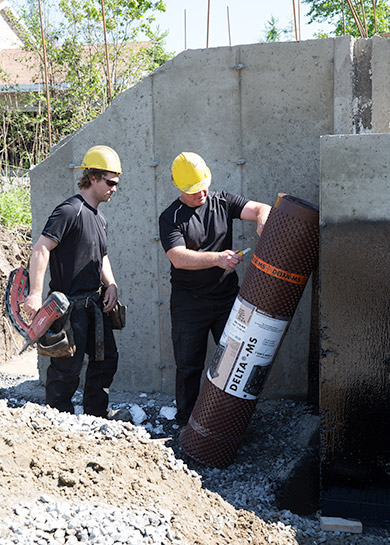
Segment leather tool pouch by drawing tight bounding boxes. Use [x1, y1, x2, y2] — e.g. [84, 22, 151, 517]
[37, 308, 76, 358]
[109, 300, 127, 330]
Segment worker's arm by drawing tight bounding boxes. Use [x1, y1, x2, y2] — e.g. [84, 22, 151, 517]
[101, 254, 118, 312]
[240, 200, 271, 236]
[24, 235, 58, 317]
[167, 246, 242, 271]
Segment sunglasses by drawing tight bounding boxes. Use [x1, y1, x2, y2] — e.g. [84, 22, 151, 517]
[102, 176, 119, 187]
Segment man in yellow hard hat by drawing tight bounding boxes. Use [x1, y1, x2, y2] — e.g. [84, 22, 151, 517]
[24, 145, 122, 418]
[159, 152, 271, 427]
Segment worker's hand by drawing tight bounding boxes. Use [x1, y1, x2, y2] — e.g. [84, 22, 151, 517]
[218, 250, 243, 270]
[103, 283, 118, 313]
[24, 293, 42, 320]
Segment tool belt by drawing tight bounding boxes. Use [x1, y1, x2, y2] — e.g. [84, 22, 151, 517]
[37, 308, 76, 359]
[38, 289, 105, 361]
[70, 289, 105, 361]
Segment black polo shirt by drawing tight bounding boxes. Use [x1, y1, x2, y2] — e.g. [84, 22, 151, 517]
[42, 194, 107, 296]
[159, 191, 248, 298]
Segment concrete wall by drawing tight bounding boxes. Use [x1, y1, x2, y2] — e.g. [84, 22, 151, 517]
[319, 133, 390, 522]
[29, 36, 390, 399]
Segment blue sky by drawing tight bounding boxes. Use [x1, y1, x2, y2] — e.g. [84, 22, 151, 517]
[152, 0, 333, 54]
[12, 0, 333, 52]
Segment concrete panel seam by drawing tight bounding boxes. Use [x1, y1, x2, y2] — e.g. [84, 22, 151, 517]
[237, 46, 246, 245]
[151, 71, 164, 392]
[371, 36, 390, 133]
[333, 36, 354, 135]
[352, 39, 373, 134]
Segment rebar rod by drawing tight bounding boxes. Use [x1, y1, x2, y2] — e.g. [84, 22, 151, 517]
[38, 0, 52, 148]
[360, 0, 368, 37]
[342, 0, 346, 35]
[206, 0, 211, 47]
[298, 0, 302, 41]
[184, 9, 187, 49]
[292, 0, 298, 40]
[101, 0, 112, 103]
[372, 0, 377, 34]
[345, 0, 366, 37]
[227, 6, 231, 46]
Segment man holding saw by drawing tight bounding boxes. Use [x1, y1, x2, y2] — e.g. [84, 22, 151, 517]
[24, 145, 122, 418]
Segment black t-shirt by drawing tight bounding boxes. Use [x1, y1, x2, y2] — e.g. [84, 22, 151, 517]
[159, 191, 248, 298]
[42, 194, 107, 296]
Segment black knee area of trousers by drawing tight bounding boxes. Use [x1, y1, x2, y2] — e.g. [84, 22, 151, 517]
[171, 288, 237, 425]
[46, 302, 118, 417]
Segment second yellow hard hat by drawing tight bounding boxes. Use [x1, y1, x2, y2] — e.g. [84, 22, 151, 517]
[171, 152, 211, 194]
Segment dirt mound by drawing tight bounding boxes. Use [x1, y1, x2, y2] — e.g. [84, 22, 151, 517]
[0, 227, 296, 544]
[0, 226, 31, 362]
[0, 401, 297, 545]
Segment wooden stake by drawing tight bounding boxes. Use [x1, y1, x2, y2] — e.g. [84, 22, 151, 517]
[101, 0, 112, 103]
[184, 9, 187, 50]
[372, 0, 377, 34]
[37, 0, 52, 149]
[292, 0, 298, 41]
[206, 0, 211, 48]
[227, 6, 231, 46]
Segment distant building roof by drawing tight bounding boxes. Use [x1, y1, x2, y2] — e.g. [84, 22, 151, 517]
[0, 1, 151, 91]
[0, 41, 151, 96]
[0, 48, 40, 86]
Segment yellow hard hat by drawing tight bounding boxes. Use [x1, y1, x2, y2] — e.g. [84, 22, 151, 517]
[74, 145, 122, 174]
[171, 152, 211, 194]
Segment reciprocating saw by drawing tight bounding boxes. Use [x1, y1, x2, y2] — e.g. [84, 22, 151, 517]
[4, 267, 70, 355]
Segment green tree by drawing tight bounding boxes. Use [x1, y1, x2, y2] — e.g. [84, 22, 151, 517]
[0, 0, 172, 169]
[261, 15, 294, 42]
[303, 0, 390, 37]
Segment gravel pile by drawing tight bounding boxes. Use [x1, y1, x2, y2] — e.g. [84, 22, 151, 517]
[2, 495, 182, 545]
[0, 370, 389, 545]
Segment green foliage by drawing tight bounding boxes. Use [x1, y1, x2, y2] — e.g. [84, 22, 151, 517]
[264, 16, 282, 42]
[303, 0, 390, 37]
[315, 30, 331, 39]
[261, 15, 294, 42]
[0, 0, 173, 170]
[0, 185, 32, 231]
[1, 107, 49, 170]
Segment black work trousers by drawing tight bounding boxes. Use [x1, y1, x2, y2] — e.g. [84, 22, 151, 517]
[46, 301, 118, 418]
[171, 287, 237, 425]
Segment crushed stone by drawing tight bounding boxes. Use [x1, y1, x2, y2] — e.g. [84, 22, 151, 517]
[0, 369, 388, 545]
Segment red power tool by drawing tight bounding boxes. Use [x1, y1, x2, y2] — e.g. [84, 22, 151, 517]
[4, 267, 70, 355]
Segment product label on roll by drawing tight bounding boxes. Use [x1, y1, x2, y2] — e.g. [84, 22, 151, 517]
[207, 296, 289, 400]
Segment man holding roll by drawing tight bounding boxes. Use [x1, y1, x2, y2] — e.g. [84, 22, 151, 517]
[159, 152, 271, 427]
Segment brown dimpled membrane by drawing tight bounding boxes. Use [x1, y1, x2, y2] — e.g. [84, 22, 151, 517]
[180, 193, 319, 468]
